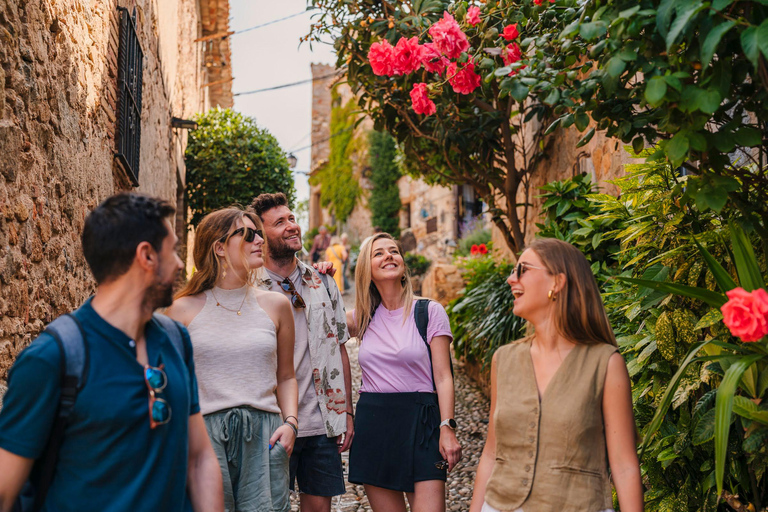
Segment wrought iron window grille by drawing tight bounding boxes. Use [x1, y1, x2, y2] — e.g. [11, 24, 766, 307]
[115, 7, 144, 186]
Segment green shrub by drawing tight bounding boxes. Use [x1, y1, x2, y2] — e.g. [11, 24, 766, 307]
[404, 252, 431, 277]
[455, 222, 492, 258]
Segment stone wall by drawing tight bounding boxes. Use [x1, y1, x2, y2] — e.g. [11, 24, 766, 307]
[0, 0, 230, 381]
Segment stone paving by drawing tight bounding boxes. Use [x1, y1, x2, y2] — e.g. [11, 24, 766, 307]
[291, 287, 490, 512]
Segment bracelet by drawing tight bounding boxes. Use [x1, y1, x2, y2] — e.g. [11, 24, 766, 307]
[346, 411, 354, 419]
[284, 420, 298, 437]
[284, 415, 299, 426]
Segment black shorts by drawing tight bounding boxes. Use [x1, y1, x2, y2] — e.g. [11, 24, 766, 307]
[289, 434, 346, 497]
[349, 392, 446, 493]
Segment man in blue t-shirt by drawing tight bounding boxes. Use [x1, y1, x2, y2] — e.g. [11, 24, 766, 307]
[0, 193, 224, 512]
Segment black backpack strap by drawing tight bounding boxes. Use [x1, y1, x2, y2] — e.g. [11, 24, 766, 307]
[413, 299, 454, 392]
[34, 314, 88, 510]
[153, 313, 186, 362]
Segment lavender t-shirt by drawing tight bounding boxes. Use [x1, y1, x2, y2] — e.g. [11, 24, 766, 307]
[358, 300, 453, 394]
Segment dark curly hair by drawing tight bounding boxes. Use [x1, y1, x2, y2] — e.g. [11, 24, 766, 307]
[249, 192, 289, 218]
[82, 192, 175, 284]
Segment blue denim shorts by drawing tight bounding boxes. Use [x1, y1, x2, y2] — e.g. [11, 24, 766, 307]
[289, 434, 345, 497]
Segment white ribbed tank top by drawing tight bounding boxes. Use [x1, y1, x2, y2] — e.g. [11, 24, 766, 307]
[187, 285, 280, 415]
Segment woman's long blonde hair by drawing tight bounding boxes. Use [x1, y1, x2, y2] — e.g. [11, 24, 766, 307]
[354, 232, 414, 339]
[527, 238, 617, 347]
[176, 207, 262, 299]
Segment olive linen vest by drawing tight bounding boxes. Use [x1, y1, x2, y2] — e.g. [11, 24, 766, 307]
[485, 338, 618, 512]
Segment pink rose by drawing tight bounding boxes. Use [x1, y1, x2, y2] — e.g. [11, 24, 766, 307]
[720, 287, 768, 342]
[502, 23, 519, 41]
[410, 83, 437, 116]
[368, 39, 395, 76]
[447, 60, 482, 95]
[466, 6, 482, 26]
[428, 11, 470, 59]
[422, 43, 450, 74]
[392, 36, 423, 75]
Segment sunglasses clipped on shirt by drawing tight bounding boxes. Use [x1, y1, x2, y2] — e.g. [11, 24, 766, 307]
[280, 278, 306, 309]
[510, 262, 547, 280]
[219, 227, 262, 244]
[144, 365, 171, 429]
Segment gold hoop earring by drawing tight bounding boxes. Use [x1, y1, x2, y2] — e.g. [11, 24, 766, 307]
[548, 289, 557, 301]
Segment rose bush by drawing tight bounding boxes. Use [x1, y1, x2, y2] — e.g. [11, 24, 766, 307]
[721, 287, 768, 342]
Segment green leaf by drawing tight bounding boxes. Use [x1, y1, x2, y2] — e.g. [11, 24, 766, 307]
[575, 112, 590, 131]
[580, 21, 607, 40]
[711, 0, 733, 10]
[666, 133, 689, 165]
[695, 309, 724, 331]
[701, 21, 736, 69]
[734, 127, 762, 147]
[729, 221, 766, 291]
[692, 408, 716, 445]
[606, 56, 627, 78]
[715, 355, 766, 495]
[543, 88, 561, 106]
[640, 339, 713, 455]
[699, 89, 722, 114]
[509, 81, 530, 102]
[576, 127, 596, 148]
[666, 0, 706, 51]
[618, 277, 727, 307]
[692, 236, 737, 293]
[743, 428, 768, 452]
[742, 26, 760, 69]
[645, 76, 668, 105]
[544, 118, 561, 135]
[632, 137, 644, 154]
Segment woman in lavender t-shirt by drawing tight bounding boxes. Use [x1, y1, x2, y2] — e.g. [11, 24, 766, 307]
[346, 233, 462, 512]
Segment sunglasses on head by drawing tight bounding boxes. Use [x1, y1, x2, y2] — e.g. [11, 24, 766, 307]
[280, 278, 306, 309]
[144, 365, 171, 429]
[510, 262, 546, 280]
[220, 227, 262, 244]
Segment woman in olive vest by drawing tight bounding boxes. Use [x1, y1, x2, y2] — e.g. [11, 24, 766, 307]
[469, 238, 643, 512]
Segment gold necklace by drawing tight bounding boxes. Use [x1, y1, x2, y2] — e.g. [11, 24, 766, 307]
[210, 286, 248, 316]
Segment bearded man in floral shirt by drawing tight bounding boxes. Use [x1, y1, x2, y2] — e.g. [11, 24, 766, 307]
[250, 193, 353, 512]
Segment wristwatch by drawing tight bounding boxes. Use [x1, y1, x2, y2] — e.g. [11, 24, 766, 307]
[439, 418, 457, 430]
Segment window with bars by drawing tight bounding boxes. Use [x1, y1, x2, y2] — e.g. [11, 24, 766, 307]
[115, 7, 144, 186]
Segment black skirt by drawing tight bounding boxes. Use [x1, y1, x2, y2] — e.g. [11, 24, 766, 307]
[349, 391, 447, 492]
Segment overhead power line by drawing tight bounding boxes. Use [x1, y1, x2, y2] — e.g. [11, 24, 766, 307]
[233, 73, 339, 97]
[291, 127, 355, 154]
[235, 10, 310, 35]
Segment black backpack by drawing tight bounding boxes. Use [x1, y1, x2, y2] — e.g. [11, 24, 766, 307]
[12, 313, 185, 512]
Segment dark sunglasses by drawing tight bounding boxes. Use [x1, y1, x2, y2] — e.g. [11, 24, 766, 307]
[280, 278, 306, 309]
[434, 460, 449, 470]
[144, 365, 171, 429]
[510, 262, 546, 280]
[220, 227, 262, 244]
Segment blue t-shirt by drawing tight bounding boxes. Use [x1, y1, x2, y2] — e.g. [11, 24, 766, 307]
[0, 298, 200, 512]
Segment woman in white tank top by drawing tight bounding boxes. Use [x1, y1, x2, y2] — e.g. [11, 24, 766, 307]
[166, 208, 298, 512]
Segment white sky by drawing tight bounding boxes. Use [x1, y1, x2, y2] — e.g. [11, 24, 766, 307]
[229, 1, 336, 223]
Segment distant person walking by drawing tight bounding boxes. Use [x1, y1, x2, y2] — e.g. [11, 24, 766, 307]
[469, 238, 643, 512]
[325, 236, 348, 294]
[341, 233, 352, 291]
[250, 193, 353, 512]
[346, 232, 461, 512]
[166, 207, 298, 512]
[0, 193, 223, 512]
[309, 225, 331, 263]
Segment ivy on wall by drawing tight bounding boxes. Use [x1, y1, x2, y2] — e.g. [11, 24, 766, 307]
[309, 92, 363, 224]
[368, 130, 402, 237]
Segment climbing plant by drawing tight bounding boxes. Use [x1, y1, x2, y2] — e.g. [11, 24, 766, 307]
[368, 130, 402, 237]
[309, 92, 364, 223]
[184, 108, 295, 226]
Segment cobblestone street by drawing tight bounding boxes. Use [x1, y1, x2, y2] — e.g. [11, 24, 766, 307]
[291, 288, 489, 512]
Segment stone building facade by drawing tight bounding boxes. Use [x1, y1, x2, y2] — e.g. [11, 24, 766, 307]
[0, 0, 233, 381]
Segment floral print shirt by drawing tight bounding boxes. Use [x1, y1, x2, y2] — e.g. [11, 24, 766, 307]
[259, 260, 350, 437]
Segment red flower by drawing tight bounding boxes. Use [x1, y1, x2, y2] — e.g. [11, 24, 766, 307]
[410, 83, 437, 116]
[466, 6, 482, 26]
[533, 0, 556, 5]
[368, 39, 395, 76]
[422, 43, 449, 74]
[478, 243, 488, 254]
[447, 60, 482, 95]
[470, 244, 479, 255]
[428, 11, 470, 59]
[502, 23, 519, 41]
[392, 36, 423, 75]
[502, 43, 524, 76]
[721, 287, 768, 342]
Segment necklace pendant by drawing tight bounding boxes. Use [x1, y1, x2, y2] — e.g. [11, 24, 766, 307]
[216, 302, 221, 307]
[237, 311, 242, 316]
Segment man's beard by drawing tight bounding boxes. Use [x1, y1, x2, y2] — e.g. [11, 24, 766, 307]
[146, 272, 176, 310]
[267, 237, 300, 265]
